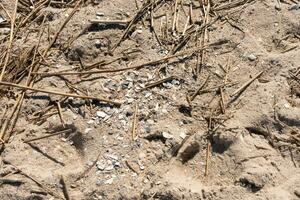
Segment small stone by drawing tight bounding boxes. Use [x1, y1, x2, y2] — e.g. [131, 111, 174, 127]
[138, 160, 145, 170]
[162, 82, 172, 88]
[180, 132, 186, 139]
[247, 54, 257, 61]
[108, 129, 114, 135]
[162, 132, 173, 139]
[96, 12, 105, 17]
[144, 92, 152, 98]
[137, 29, 143, 34]
[0, 15, 6, 24]
[95, 39, 102, 48]
[275, 5, 281, 11]
[172, 80, 180, 85]
[97, 111, 108, 118]
[96, 160, 106, 171]
[138, 152, 146, 160]
[113, 161, 121, 167]
[284, 103, 290, 108]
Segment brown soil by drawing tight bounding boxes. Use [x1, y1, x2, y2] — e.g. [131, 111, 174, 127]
[0, 0, 300, 200]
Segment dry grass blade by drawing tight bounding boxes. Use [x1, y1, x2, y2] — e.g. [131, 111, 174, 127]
[23, 129, 72, 143]
[0, 81, 122, 106]
[189, 75, 210, 101]
[204, 141, 210, 177]
[0, 0, 18, 81]
[131, 102, 139, 141]
[60, 176, 70, 200]
[89, 19, 130, 25]
[33, 41, 226, 76]
[44, 0, 82, 55]
[143, 76, 179, 90]
[213, 0, 255, 11]
[110, 0, 164, 52]
[230, 71, 264, 97]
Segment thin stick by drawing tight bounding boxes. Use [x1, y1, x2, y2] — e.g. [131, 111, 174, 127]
[0, 93, 22, 140]
[190, 75, 210, 101]
[44, 0, 82, 55]
[2, 9, 46, 143]
[204, 141, 210, 177]
[219, 88, 225, 114]
[131, 103, 139, 141]
[57, 101, 65, 127]
[23, 128, 72, 143]
[0, 0, 18, 81]
[195, 81, 239, 94]
[230, 71, 264, 97]
[0, 105, 8, 130]
[0, 3, 12, 21]
[89, 19, 130, 25]
[60, 176, 70, 200]
[0, 81, 121, 106]
[33, 43, 216, 76]
[4, 160, 62, 199]
[172, 0, 179, 33]
[189, 2, 193, 24]
[182, 16, 190, 35]
[17, 0, 48, 29]
[143, 76, 177, 90]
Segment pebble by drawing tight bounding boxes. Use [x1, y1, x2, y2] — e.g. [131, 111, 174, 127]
[138, 152, 146, 160]
[138, 160, 145, 170]
[96, 160, 106, 171]
[274, 3, 280, 10]
[97, 111, 108, 118]
[144, 92, 152, 98]
[95, 39, 102, 48]
[162, 132, 173, 139]
[247, 54, 257, 61]
[180, 132, 187, 139]
[0, 15, 6, 24]
[96, 12, 105, 17]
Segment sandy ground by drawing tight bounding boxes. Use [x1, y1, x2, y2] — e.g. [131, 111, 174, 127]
[0, 0, 300, 199]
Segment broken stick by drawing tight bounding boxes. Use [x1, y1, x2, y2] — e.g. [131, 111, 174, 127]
[230, 71, 264, 97]
[89, 19, 130, 25]
[23, 129, 72, 143]
[131, 103, 139, 141]
[0, 81, 121, 106]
